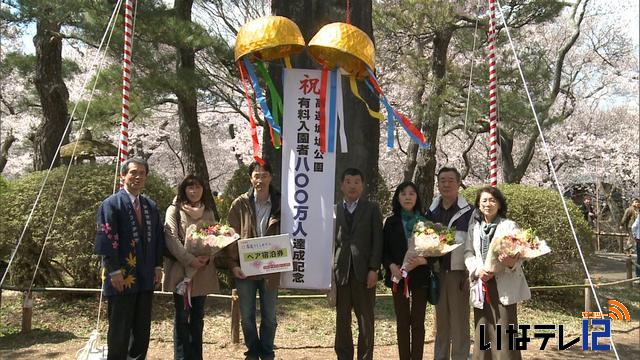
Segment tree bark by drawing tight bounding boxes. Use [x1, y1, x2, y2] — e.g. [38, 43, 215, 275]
[271, 0, 380, 201]
[174, 0, 219, 220]
[406, 27, 453, 207]
[32, 18, 70, 171]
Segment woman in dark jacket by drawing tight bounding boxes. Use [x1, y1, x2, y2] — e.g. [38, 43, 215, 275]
[383, 181, 430, 360]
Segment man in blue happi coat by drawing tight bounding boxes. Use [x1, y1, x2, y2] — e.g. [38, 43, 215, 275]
[95, 158, 164, 360]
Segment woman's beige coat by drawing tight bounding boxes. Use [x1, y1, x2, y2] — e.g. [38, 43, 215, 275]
[163, 202, 220, 297]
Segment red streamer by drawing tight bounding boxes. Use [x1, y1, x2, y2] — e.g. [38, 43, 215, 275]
[238, 62, 265, 166]
[396, 111, 427, 145]
[482, 280, 491, 304]
[319, 66, 329, 153]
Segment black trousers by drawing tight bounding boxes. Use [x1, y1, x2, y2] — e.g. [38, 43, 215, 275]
[107, 291, 153, 360]
[173, 294, 206, 360]
[335, 276, 376, 360]
[392, 287, 428, 360]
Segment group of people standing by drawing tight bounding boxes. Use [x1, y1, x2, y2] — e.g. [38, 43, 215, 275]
[95, 158, 532, 360]
[366, 167, 529, 360]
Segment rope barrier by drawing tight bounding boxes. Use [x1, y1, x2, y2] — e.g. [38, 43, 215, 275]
[2, 275, 637, 297]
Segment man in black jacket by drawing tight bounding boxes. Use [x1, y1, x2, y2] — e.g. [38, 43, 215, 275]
[333, 168, 383, 360]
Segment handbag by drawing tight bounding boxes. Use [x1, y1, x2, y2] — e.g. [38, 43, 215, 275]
[425, 269, 440, 305]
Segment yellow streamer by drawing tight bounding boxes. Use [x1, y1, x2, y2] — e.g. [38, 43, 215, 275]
[349, 75, 385, 122]
[284, 56, 293, 69]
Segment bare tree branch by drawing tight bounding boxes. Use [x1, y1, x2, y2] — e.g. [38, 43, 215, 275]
[0, 131, 17, 173]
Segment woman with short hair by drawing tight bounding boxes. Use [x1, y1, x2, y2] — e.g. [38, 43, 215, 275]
[464, 186, 530, 360]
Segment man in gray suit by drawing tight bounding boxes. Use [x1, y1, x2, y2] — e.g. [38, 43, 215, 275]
[334, 168, 384, 360]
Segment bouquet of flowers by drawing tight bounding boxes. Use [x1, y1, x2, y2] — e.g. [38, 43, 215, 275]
[484, 228, 551, 272]
[407, 221, 458, 259]
[393, 221, 459, 297]
[185, 223, 240, 257]
[394, 221, 459, 281]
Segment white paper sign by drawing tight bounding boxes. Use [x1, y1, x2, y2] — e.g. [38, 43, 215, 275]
[238, 234, 293, 277]
[280, 68, 341, 290]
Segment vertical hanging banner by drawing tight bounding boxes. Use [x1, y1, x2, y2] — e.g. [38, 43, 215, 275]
[280, 68, 341, 290]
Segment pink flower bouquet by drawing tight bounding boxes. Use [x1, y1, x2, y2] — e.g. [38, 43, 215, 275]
[484, 228, 551, 272]
[185, 223, 240, 257]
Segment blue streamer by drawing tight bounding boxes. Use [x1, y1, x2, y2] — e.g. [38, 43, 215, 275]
[366, 69, 428, 149]
[328, 69, 338, 153]
[364, 79, 395, 149]
[242, 58, 282, 135]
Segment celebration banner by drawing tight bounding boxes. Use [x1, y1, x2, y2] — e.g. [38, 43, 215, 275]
[280, 68, 341, 290]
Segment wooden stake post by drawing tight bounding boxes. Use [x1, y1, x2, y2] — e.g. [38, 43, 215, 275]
[626, 256, 633, 288]
[21, 292, 33, 333]
[231, 288, 240, 344]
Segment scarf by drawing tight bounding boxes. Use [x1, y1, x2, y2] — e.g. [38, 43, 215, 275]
[181, 202, 205, 221]
[401, 209, 425, 241]
[480, 218, 499, 262]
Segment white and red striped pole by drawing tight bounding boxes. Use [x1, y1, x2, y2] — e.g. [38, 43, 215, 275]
[118, 0, 135, 187]
[487, 0, 498, 187]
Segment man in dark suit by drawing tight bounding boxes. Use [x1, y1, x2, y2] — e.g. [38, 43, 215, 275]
[95, 158, 164, 360]
[334, 168, 383, 360]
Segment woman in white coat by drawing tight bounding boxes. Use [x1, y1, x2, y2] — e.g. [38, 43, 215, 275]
[464, 187, 530, 360]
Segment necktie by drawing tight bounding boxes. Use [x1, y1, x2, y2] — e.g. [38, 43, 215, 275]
[134, 197, 142, 225]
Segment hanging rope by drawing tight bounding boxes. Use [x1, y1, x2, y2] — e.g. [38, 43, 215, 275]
[463, 1, 481, 132]
[118, 0, 136, 188]
[346, 0, 351, 24]
[0, 0, 126, 289]
[25, 0, 125, 302]
[487, 0, 499, 187]
[493, 1, 619, 358]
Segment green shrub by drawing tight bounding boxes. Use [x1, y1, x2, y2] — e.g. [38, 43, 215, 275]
[0, 164, 174, 288]
[462, 184, 593, 287]
[0, 176, 9, 194]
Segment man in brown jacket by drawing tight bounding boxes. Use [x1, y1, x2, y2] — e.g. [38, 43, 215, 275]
[226, 161, 281, 360]
[334, 168, 383, 360]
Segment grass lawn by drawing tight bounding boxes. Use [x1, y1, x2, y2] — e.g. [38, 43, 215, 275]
[0, 281, 638, 359]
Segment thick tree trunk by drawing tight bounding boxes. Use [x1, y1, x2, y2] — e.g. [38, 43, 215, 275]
[407, 28, 453, 207]
[499, 130, 537, 184]
[271, 0, 380, 201]
[174, 0, 218, 220]
[32, 19, 70, 171]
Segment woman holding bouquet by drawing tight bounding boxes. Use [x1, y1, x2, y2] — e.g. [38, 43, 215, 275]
[464, 187, 530, 360]
[383, 181, 430, 360]
[164, 175, 219, 360]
